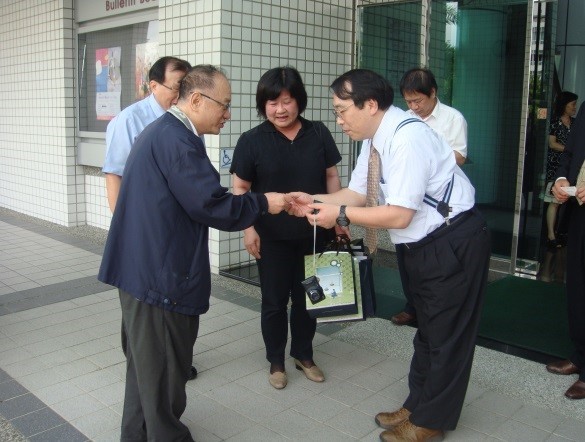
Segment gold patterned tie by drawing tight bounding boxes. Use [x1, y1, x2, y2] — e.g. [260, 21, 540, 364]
[365, 144, 381, 254]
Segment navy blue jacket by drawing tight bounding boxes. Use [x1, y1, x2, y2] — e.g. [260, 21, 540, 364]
[98, 112, 269, 316]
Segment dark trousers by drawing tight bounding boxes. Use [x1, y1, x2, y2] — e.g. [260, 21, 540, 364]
[257, 237, 317, 366]
[566, 203, 585, 380]
[119, 290, 199, 442]
[401, 210, 491, 431]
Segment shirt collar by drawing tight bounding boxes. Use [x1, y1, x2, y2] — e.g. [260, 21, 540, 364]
[371, 106, 407, 154]
[147, 93, 166, 118]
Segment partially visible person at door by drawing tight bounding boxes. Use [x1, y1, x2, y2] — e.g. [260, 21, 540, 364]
[547, 100, 585, 400]
[390, 67, 469, 327]
[543, 91, 578, 249]
[230, 66, 342, 390]
[102, 56, 200, 380]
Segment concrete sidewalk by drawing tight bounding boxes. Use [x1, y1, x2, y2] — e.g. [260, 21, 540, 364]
[1, 208, 585, 441]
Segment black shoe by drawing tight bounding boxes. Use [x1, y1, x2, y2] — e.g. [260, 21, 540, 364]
[188, 366, 197, 380]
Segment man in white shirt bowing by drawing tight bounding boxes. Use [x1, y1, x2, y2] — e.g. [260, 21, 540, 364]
[286, 69, 490, 442]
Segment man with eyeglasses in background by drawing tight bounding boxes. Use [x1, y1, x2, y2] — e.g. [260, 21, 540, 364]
[102, 56, 199, 380]
[390, 67, 469, 328]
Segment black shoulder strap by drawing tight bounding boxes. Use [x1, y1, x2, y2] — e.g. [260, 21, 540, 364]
[394, 117, 454, 221]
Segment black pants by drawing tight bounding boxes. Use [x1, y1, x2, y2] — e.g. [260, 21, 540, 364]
[119, 290, 199, 442]
[257, 237, 318, 366]
[401, 210, 491, 431]
[566, 203, 585, 381]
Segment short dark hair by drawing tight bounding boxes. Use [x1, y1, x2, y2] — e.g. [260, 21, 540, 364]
[256, 66, 308, 118]
[553, 91, 578, 118]
[330, 69, 394, 111]
[178, 64, 227, 100]
[149, 56, 192, 84]
[399, 67, 438, 98]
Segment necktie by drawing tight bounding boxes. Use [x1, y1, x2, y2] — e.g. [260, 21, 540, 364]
[365, 144, 381, 254]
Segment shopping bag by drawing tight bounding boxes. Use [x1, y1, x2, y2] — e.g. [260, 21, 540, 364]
[324, 235, 377, 318]
[317, 253, 365, 323]
[304, 251, 358, 318]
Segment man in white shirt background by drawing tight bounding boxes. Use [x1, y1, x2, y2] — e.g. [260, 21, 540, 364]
[391, 67, 469, 327]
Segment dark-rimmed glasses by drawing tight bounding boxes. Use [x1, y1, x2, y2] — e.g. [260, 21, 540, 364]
[200, 93, 231, 112]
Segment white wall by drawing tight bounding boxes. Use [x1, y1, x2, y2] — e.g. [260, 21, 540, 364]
[0, 0, 83, 227]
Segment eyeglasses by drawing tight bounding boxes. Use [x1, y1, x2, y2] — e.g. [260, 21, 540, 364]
[200, 93, 231, 112]
[332, 103, 354, 119]
[158, 82, 180, 92]
[404, 97, 425, 106]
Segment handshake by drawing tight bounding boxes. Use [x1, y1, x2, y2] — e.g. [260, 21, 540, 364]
[265, 192, 339, 229]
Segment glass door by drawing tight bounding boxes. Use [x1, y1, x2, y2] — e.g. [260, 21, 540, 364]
[357, 0, 542, 274]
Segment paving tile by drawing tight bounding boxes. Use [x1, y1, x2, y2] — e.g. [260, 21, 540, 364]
[0, 393, 47, 419]
[471, 389, 524, 417]
[292, 393, 349, 422]
[326, 407, 379, 439]
[198, 407, 256, 439]
[0, 379, 29, 401]
[552, 417, 585, 441]
[51, 393, 107, 421]
[71, 407, 120, 440]
[458, 404, 509, 435]
[27, 422, 88, 442]
[321, 380, 376, 407]
[224, 423, 290, 441]
[263, 408, 321, 439]
[183, 420, 222, 442]
[352, 392, 402, 418]
[87, 381, 125, 406]
[492, 418, 551, 442]
[10, 406, 66, 437]
[34, 381, 85, 406]
[346, 366, 398, 392]
[511, 403, 565, 433]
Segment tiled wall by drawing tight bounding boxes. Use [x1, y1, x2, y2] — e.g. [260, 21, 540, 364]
[85, 170, 112, 230]
[158, 0, 355, 273]
[0, 0, 83, 227]
[0, 0, 355, 274]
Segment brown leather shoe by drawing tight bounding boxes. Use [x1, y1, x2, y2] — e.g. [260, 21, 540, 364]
[380, 420, 444, 441]
[565, 380, 585, 399]
[390, 311, 416, 326]
[546, 359, 580, 375]
[375, 407, 411, 429]
[294, 359, 325, 382]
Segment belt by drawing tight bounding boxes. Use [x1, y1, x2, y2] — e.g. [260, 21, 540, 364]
[403, 209, 474, 250]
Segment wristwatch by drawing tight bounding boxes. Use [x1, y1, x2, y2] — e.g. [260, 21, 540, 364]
[336, 205, 350, 227]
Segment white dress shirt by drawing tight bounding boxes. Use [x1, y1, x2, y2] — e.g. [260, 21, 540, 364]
[408, 98, 467, 159]
[348, 106, 475, 244]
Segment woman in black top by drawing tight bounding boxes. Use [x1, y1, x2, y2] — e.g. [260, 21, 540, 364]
[231, 67, 342, 389]
[544, 91, 577, 248]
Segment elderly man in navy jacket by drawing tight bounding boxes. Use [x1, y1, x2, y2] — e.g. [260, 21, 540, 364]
[98, 65, 287, 442]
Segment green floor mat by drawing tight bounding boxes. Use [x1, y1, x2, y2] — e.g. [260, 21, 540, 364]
[371, 266, 408, 320]
[371, 268, 573, 359]
[478, 276, 572, 359]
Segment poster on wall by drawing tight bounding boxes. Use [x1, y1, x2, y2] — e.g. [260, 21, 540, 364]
[136, 42, 159, 99]
[95, 47, 121, 120]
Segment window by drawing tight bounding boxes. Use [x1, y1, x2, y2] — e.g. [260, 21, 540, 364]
[78, 21, 159, 133]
